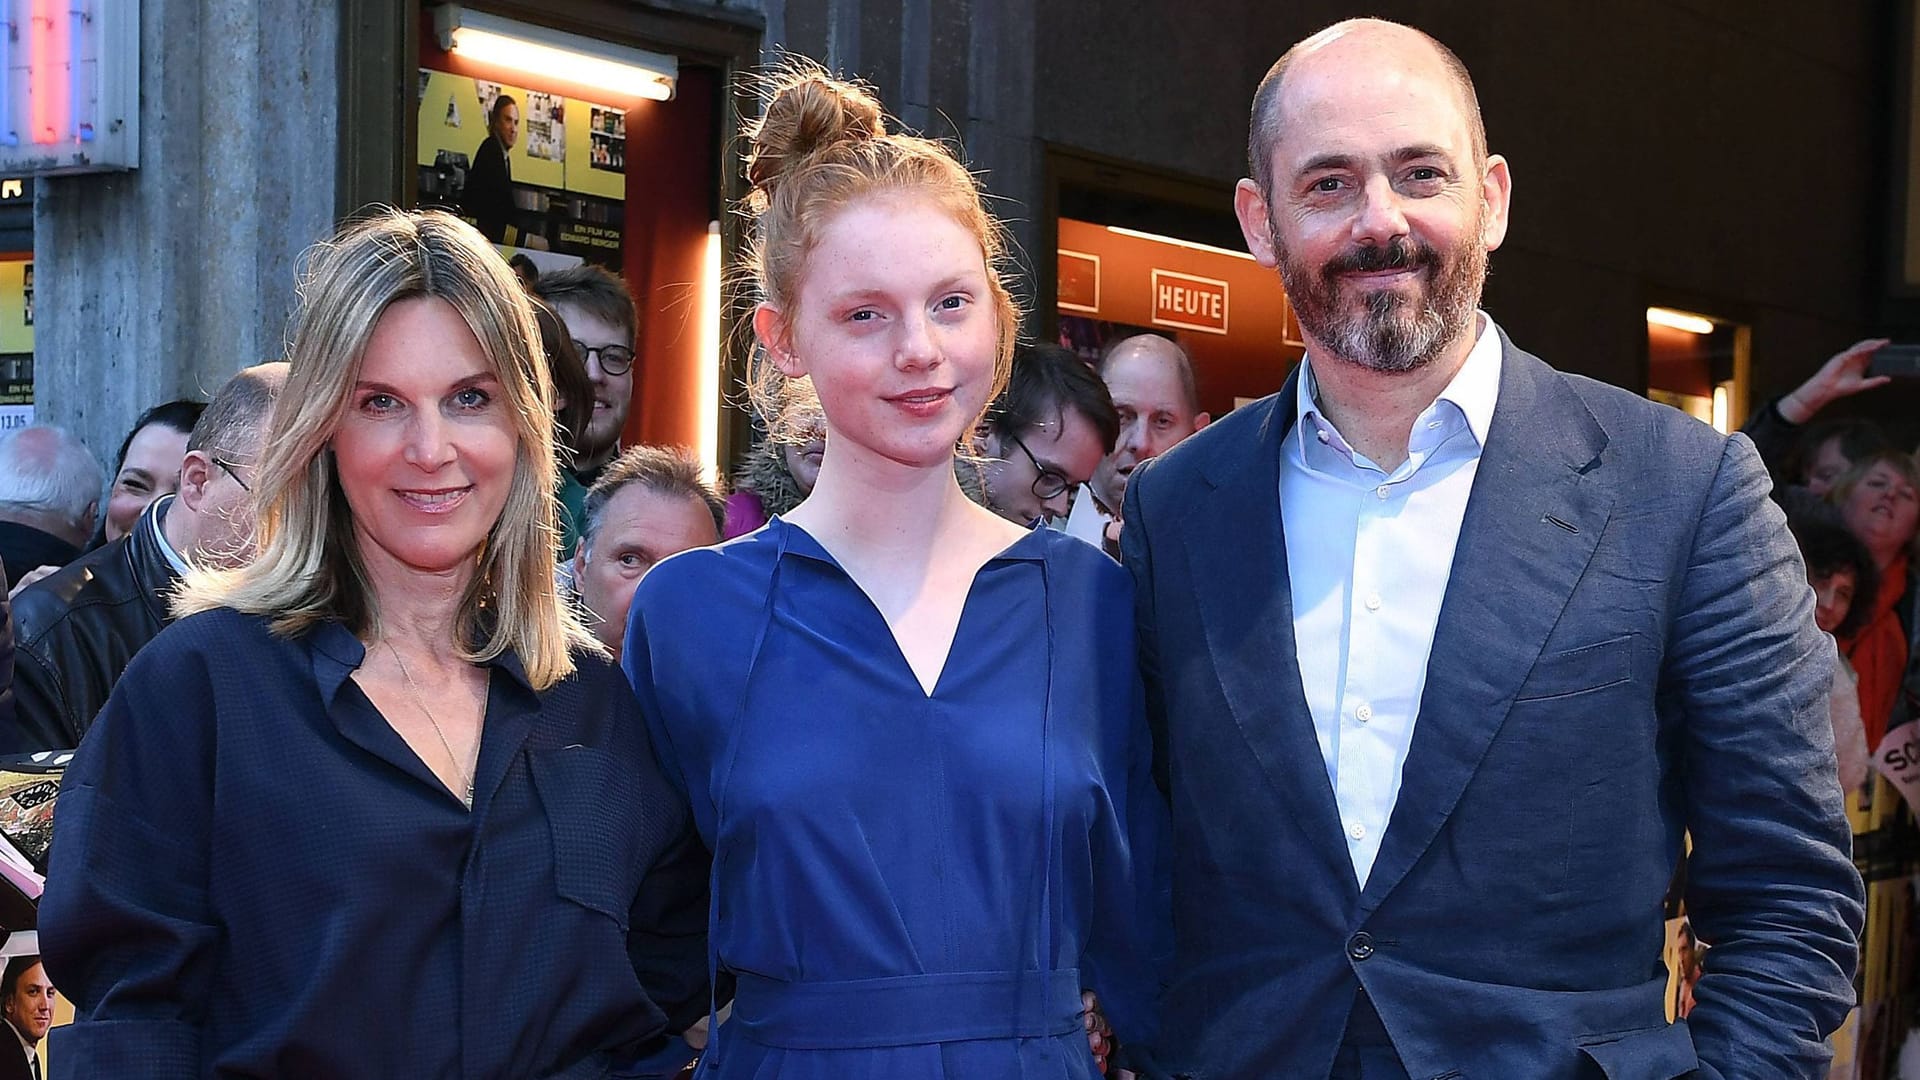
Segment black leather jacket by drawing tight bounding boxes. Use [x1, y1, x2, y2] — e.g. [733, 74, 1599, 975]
[7, 498, 180, 751]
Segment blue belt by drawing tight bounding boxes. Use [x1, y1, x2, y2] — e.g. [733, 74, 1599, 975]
[731, 968, 1084, 1050]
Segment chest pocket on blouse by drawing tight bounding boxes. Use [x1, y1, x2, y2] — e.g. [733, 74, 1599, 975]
[530, 746, 641, 928]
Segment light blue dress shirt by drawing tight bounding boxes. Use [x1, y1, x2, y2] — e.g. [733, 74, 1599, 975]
[1278, 314, 1503, 886]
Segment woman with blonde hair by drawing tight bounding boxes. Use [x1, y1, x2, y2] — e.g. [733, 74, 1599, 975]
[623, 67, 1166, 1077]
[40, 209, 709, 1078]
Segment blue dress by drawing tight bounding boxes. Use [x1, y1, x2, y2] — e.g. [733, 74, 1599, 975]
[623, 518, 1167, 1079]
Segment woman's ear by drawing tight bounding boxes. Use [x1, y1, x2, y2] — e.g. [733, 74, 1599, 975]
[755, 304, 804, 378]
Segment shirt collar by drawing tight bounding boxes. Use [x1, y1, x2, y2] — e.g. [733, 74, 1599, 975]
[1294, 312, 1504, 457]
[148, 494, 190, 576]
[309, 618, 537, 712]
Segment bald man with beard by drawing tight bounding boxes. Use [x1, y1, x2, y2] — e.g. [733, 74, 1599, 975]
[1123, 18, 1860, 1080]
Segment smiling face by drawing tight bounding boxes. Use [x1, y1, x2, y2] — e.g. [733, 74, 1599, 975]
[330, 297, 519, 582]
[3, 962, 53, 1044]
[757, 194, 1001, 474]
[106, 422, 191, 542]
[1234, 26, 1508, 375]
[555, 301, 633, 463]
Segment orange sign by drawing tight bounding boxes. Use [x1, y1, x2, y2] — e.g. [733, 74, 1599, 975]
[1058, 249, 1100, 313]
[1151, 268, 1228, 335]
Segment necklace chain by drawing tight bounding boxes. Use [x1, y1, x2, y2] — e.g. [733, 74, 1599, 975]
[385, 640, 476, 808]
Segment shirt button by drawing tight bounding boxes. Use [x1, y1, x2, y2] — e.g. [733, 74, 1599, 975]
[1348, 821, 1367, 841]
[1317, 428, 1331, 444]
[1375, 485, 1390, 499]
[1355, 703, 1373, 723]
[1364, 593, 1382, 612]
[1427, 420, 1442, 430]
[1348, 932, 1375, 961]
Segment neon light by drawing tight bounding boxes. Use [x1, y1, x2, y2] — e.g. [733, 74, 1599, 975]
[448, 27, 673, 101]
[29, 0, 64, 145]
[1646, 307, 1715, 335]
[1106, 225, 1257, 262]
[699, 222, 722, 483]
[0, 4, 15, 146]
[69, 4, 87, 141]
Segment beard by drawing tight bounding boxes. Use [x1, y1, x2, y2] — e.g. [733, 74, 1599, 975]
[1272, 209, 1488, 374]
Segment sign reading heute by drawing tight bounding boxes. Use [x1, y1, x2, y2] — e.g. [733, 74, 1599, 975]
[1150, 268, 1229, 335]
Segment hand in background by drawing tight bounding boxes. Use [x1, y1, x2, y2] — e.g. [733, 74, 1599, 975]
[1777, 338, 1893, 424]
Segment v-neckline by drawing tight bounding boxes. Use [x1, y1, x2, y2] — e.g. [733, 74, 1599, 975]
[774, 517, 1045, 699]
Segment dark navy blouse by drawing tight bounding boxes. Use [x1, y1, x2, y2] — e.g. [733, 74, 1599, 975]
[40, 607, 709, 1079]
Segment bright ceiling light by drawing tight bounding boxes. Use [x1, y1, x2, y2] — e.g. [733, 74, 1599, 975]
[1106, 226, 1256, 261]
[434, 5, 677, 102]
[1646, 307, 1715, 335]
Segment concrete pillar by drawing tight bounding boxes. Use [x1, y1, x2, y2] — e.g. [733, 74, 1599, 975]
[32, 0, 340, 464]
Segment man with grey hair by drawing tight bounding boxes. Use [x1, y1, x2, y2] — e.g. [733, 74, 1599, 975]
[571, 445, 723, 658]
[6, 363, 288, 751]
[0, 426, 102, 591]
[1126, 17, 1860, 1080]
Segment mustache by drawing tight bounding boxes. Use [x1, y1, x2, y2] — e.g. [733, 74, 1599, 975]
[1320, 236, 1436, 277]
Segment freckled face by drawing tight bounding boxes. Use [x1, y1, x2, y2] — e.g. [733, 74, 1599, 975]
[330, 297, 520, 578]
[761, 194, 1001, 473]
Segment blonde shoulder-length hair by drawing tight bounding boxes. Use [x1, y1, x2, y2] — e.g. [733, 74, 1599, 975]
[176, 208, 596, 688]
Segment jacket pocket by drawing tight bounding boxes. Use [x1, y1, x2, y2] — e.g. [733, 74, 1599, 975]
[529, 746, 641, 928]
[1575, 1021, 1698, 1079]
[1515, 635, 1635, 702]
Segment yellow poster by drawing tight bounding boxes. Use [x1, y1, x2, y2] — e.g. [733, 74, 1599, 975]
[0, 259, 34, 355]
[416, 70, 626, 198]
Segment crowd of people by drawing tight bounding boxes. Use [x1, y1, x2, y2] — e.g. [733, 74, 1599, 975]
[0, 14, 1892, 1080]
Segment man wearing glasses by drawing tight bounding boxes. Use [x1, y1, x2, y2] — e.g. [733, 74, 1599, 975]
[979, 343, 1119, 530]
[534, 265, 640, 487]
[4, 363, 287, 752]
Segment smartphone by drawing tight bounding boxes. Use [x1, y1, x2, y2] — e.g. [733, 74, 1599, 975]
[1868, 344, 1920, 379]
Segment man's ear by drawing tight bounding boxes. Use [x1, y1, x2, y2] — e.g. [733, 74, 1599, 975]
[1234, 179, 1280, 269]
[1193, 412, 1212, 432]
[571, 546, 588, 583]
[754, 304, 804, 377]
[176, 450, 216, 514]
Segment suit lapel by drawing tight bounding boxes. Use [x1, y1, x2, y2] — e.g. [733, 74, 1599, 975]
[1357, 342, 1614, 914]
[1181, 373, 1358, 897]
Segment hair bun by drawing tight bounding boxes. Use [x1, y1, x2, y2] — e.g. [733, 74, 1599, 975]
[747, 71, 886, 198]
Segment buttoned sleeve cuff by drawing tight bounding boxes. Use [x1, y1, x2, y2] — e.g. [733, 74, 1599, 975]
[50, 1018, 199, 1079]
